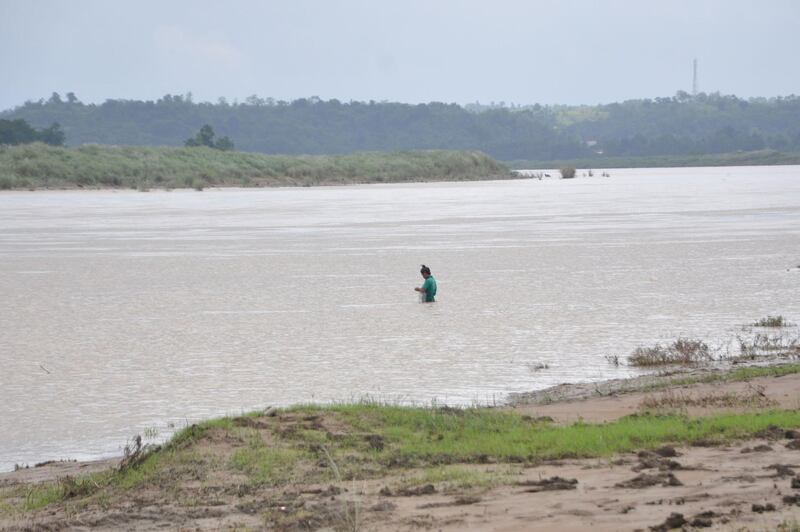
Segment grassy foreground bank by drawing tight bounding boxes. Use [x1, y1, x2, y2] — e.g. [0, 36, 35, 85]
[0, 143, 510, 190]
[5, 403, 800, 513]
[4, 359, 800, 529]
[507, 148, 800, 170]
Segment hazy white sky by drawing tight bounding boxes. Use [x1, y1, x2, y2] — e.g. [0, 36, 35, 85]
[1, 0, 798, 110]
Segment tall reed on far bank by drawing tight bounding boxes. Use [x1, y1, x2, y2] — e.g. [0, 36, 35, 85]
[0, 143, 511, 190]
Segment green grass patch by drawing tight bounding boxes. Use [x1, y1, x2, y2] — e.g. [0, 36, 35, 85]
[229, 447, 306, 485]
[165, 416, 236, 449]
[21, 484, 63, 512]
[8, 471, 113, 513]
[309, 404, 800, 464]
[728, 363, 800, 380]
[113, 452, 163, 489]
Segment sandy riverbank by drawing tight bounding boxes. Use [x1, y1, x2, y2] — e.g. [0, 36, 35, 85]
[2, 366, 800, 531]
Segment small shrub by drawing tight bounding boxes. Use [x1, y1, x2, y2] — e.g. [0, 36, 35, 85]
[628, 338, 711, 367]
[559, 166, 576, 179]
[737, 333, 798, 358]
[58, 475, 98, 499]
[753, 315, 786, 327]
[671, 338, 709, 359]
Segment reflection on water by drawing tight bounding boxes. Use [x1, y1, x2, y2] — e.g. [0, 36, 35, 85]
[1, 166, 800, 470]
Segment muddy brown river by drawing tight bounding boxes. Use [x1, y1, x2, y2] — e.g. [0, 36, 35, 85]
[1, 166, 799, 470]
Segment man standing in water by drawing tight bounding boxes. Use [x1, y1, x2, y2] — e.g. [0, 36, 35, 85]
[414, 264, 437, 302]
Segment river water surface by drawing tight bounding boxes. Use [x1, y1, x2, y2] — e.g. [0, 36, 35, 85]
[1, 166, 799, 470]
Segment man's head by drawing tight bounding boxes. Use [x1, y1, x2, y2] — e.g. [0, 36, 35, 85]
[420, 264, 431, 278]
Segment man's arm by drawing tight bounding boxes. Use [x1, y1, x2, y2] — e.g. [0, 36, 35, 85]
[416, 278, 432, 293]
[415, 279, 428, 293]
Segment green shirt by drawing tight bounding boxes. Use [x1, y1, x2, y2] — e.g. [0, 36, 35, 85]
[421, 276, 437, 302]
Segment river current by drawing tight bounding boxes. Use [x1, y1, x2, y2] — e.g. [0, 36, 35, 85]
[1, 166, 799, 470]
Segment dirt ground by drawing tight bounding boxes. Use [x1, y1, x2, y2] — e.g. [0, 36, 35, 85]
[2, 372, 800, 531]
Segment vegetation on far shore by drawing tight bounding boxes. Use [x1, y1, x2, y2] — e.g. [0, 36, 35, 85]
[507, 149, 800, 170]
[0, 143, 510, 190]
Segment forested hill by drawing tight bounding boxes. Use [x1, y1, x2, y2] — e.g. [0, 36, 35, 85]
[3, 91, 800, 161]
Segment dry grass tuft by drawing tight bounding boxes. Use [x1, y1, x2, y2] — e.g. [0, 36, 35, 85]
[628, 338, 711, 367]
[735, 332, 799, 360]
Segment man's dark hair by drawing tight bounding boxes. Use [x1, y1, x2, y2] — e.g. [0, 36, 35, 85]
[420, 264, 431, 275]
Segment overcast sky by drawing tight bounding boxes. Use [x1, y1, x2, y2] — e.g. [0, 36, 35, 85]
[1, 0, 798, 111]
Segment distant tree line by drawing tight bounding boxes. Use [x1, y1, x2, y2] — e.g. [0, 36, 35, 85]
[3, 90, 800, 160]
[0, 92, 588, 159]
[556, 91, 800, 157]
